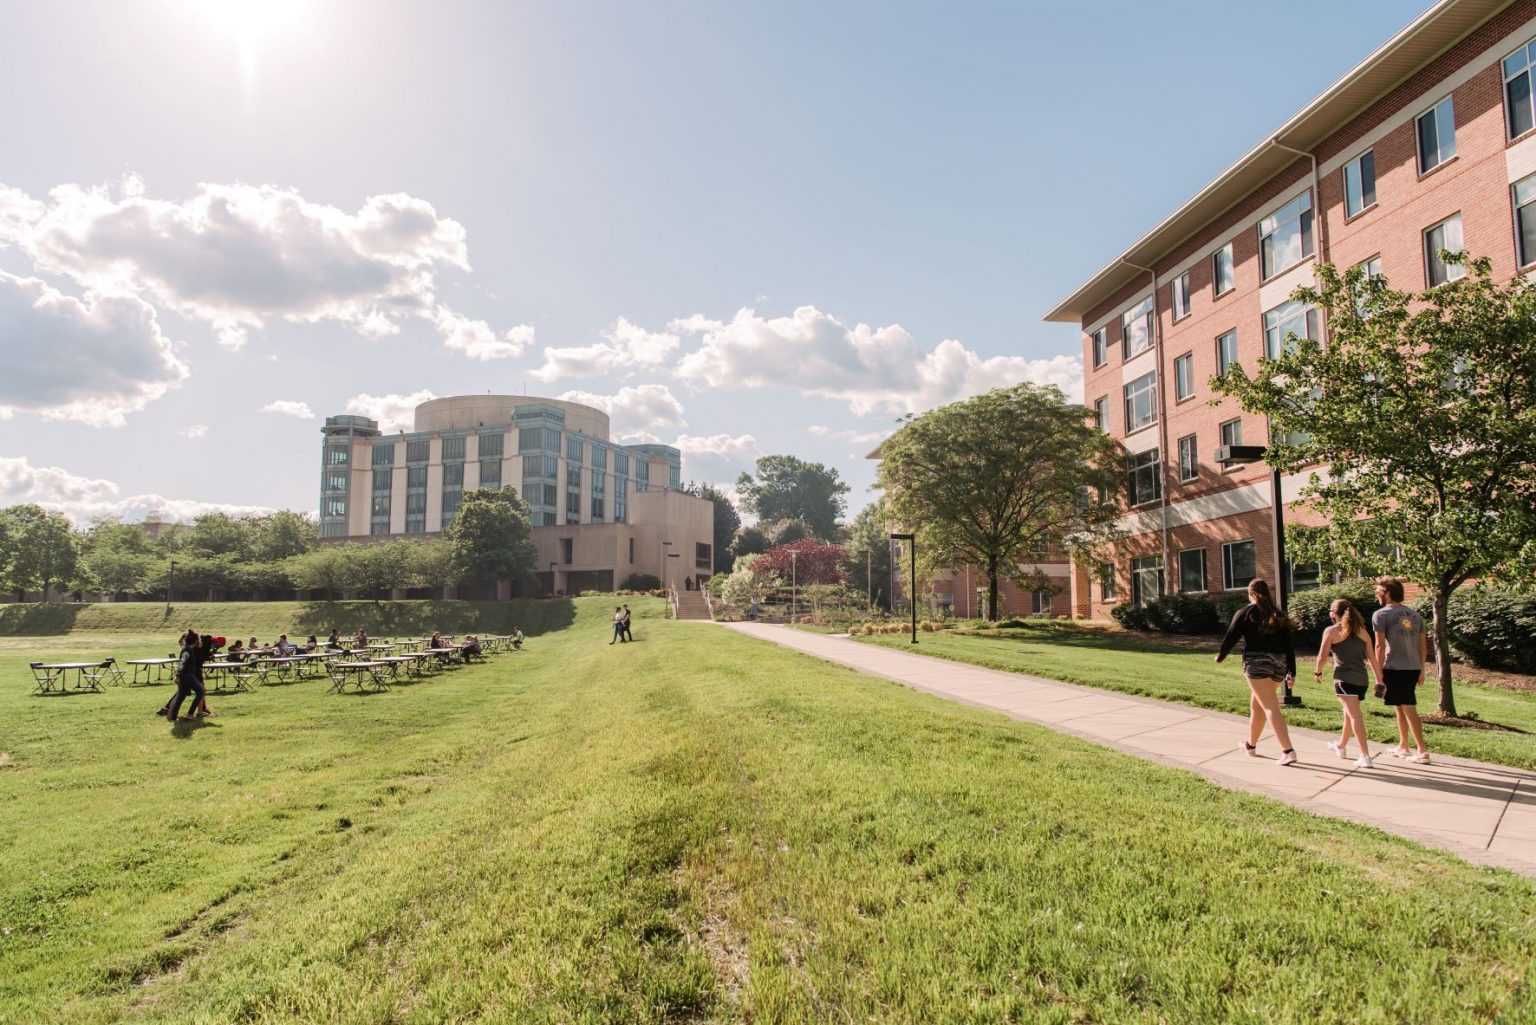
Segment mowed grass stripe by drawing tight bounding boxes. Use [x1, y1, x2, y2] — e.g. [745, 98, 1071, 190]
[0, 598, 1531, 1023]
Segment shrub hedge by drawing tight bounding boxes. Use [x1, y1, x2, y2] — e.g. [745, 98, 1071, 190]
[1109, 602, 1151, 631]
[1143, 593, 1221, 634]
[1287, 581, 1382, 647]
[1419, 587, 1536, 673]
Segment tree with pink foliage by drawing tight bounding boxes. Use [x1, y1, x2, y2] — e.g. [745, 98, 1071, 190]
[753, 539, 846, 585]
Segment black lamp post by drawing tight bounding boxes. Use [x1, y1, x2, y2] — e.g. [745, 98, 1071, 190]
[549, 561, 557, 597]
[1214, 443, 1301, 707]
[889, 532, 917, 644]
[165, 559, 177, 615]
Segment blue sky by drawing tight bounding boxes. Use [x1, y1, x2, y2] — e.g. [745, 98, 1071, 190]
[0, 0, 1424, 524]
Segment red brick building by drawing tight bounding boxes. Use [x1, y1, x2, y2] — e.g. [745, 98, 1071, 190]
[1047, 0, 1536, 618]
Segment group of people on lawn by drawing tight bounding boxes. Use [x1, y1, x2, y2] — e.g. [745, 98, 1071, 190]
[1217, 576, 1431, 768]
[609, 605, 634, 643]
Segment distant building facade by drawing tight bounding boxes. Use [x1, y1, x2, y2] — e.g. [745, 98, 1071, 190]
[319, 395, 714, 595]
[1047, 0, 1536, 616]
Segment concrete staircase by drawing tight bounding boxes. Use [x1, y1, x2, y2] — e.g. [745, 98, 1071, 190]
[673, 590, 713, 621]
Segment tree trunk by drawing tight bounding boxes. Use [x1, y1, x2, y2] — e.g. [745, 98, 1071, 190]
[986, 555, 1000, 623]
[1432, 585, 1457, 718]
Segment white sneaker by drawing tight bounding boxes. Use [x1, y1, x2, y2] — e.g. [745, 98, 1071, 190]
[1390, 747, 1411, 758]
[1240, 742, 1259, 758]
[1355, 755, 1374, 769]
[1328, 741, 1349, 760]
[1278, 750, 1298, 767]
[1411, 752, 1431, 764]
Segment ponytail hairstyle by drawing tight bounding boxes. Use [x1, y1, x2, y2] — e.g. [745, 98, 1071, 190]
[1332, 599, 1365, 640]
[1247, 579, 1287, 633]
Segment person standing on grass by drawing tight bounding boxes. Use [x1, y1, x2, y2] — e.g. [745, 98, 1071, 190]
[621, 604, 633, 642]
[1215, 578, 1299, 766]
[1373, 577, 1431, 763]
[610, 606, 626, 644]
[1314, 599, 1382, 769]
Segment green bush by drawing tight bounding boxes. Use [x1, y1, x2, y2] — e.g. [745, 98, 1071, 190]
[621, 573, 661, 591]
[1142, 593, 1221, 634]
[1287, 581, 1381, 646]
[1427, 587, 1536, 673]
[1109, 602, 1151, 631]
[998, 617, 1031, 629]
[1211, 594, 1248, 625]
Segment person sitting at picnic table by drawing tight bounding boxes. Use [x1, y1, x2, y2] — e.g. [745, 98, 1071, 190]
[304, 635, 319, 652]
[429, 630, 446, 649]
[225, 639, 245, 662]
[327, 628, 341, 648]
[462, 634, 482, 658]
[274, 634, 296, 655]
[354, 628, 369, 649]
[512, 626, 524, 650]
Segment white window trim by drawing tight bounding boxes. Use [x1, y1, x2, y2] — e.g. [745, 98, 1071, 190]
[1174, 352, 1195, 401]
[1343, 150, 1376, 219]
[1091, 327, 1107, 369]
[1423, 213, 1466, 287]
[1221, 539, 1257, 591]
[1258, 190, 1313, 282]
[1178, 548, 1207, 593]
[1415, 95, 1456, 176]
[1177, 434, 1198, 483]
[1171, 272, 1191, 321]
[1212, 244, 1235, 298]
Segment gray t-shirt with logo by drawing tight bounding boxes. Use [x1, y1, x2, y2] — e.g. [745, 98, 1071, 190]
[1372, 604, 1424, 670]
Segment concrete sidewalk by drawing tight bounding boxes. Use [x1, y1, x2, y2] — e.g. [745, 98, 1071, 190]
[722, 622, 1536, 878]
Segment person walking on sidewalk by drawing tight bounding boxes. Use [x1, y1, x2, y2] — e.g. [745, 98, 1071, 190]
[1314, 598, 1382, 768]
[1373, 577, 1431, 764]
[1215, 578, 1299, 766]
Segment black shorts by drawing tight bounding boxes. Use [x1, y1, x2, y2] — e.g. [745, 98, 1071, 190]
[1382, 668, 1420, 706]
[1334, 679, 1368, 699]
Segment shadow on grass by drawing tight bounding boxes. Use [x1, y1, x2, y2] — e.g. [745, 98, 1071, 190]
[953, 626, 1213, 658]
[169, 718, 220, 738]
[0, 603, 87, 636]
[289, 599, 578, 638]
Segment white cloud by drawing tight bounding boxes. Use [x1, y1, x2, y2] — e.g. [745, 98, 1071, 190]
[557, 384, 686, 434]
[181, 425, 209, 439]
[672, 305, 1084, 412]
[617, 430, 661, 445]
[532, 316, 681, 381]
[808, 425, 888, 444]
[0, 178, 529, 359]
[671, 432, 759, 462]
[260, 399, 316, 419]
[0, 271, 188, 427]
[344, 389, 438, 433]
[0, 455, 274, 525]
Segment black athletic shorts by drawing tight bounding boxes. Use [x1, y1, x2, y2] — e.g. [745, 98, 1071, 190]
[1382, 668, 1420, 706]
[1334, 678, 1368, 699]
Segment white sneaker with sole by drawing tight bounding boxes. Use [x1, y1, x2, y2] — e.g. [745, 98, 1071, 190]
[1391, 747, 1411, 758]
[1411, 752, 1431, 764]
[1240, 742, 1259, 758]
[1278, 750, 1299, 767]
[1355, 755, 1374, 769]
[1328, 741, 1349, 760]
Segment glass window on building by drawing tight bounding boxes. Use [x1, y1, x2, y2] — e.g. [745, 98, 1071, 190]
[478, 432, 504, 458]
[323, 497, 347, 519]
[442, 490, 461, 522]
[614, 452, 629, 476]
[442, 436, 466, 461]
[1263, 300, 1318, 359]
[325, 445, 349, 466]
[479, 460, 502, 489]
[1219, 418, 1244, 454]
[519, 426, 559, 452]
[1506, 39, 1536, 138]
[1424, 214, 1466, 286]
[566, 435, 584, 462]
[1353, 255, 1384, 316]
[1121, 297, 1155, 359]
[1093, 396, 1109, 431]
[1259, 191, 1313, 280]
[1177, 434, 1198, 482]
[1091, 327, 1107, 368]
[1516, 175, 1536, 267]
[1223, 540, 1257, 590]
[566, 472, 581, 524]
[373, 468, 391, 492]
[1344, 150, 1376, 217]
[1123, 371, 1158, 432]
[668, 464, 681, 490]
[1131, 555, 1164, 606]
[324, 470, 348, 493]
[1216, 330, 1239, 377]
[614, 478, 627, 523]
[443, 463, 464, 487]
[1179, 548, 1207, 593]
[372, 443, 394, 466]
[1171, 272, 1191, 320]
[591, 445, 607, 470]
[1288, 561, 1325, 593]
[635, 460, 650, 492]
[1098, 563, 1117, 601]
[321, 521, 348, 538]
[1126, 448, 1162, 507]
[1030, 590, 1052, 615]
[1417, 95, 1456, 173]
[406, 439, 430, 463]
[1174, 352, 1194, 400]
[1212, 243, 1235, 296]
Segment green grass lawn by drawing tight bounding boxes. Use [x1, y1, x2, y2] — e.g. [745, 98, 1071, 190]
[860, 624, 1536, 770]
[2, 597, 1534, 1023]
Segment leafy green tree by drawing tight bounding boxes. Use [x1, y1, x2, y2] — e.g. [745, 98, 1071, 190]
[841, 502, 894, 611]
[728, 525, 771, 563]
[79, 518, 156, 598]
[444, 487, 537, 588]
[763, 517, 814, 545]
[185, 513, 255, 560]
[877, 383, 1123, 622]
[1212, 256, 1536, 717]
[735, 455, 850, 540]
[0, 505, 80, 601]
[285, 545, 351, 596]
[684, 482, 740, 574]
[252, 511, 317, 562]
[344, 541, 415, 600]
[408, 539, 458, 596]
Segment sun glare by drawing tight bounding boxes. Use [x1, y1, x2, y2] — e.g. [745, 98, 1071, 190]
[189, 0, 309, 85]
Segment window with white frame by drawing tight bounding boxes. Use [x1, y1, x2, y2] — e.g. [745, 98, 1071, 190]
[1219, 417, 1244, 452]
[1030, 590, 1052, 615]
[1177, 434, 1198, 482]
[1417, 96, 1456, 173]
[1179, 548, 1207, 593]
[1263, 300, 1318, 359]
[1213, 243, 1235, 296]
[1098, 564, 1117, 601]
[1121, 298, 1155, 359]
[1259, 192, 1313, 280]
[1131, 555, 1164, 606]
[1516, 175, 1536, 267]
[1353, 255, 1383, 316]
[1171, 272, 1191, 320]
[1126, 448, 1162, 507]
[1091, 327, 1108, 368]
[1174, 352, 1194, 400]
[1424, 214, 1466, 286]
[1222, 540, 1257, 590]
[1216, 330, 1239, 376]
[1123, 371, 1158, 432]
[1093, 396, 1109, 431]
[1506, 38, 1536, 138]
[1343, 150, 1376, 217]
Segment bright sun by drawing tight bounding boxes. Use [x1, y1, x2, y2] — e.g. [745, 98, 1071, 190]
[189, 0, 309, 79]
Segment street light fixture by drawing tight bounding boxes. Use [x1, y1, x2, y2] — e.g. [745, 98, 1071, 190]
[1214, 442, 1301, 707]
[661, 540, 673, 591]
[789, 549, 798, 623]
[889, 533, 917, 644]
[166, 559, 177, 615]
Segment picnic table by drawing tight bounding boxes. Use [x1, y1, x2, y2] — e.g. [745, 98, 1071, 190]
[30, 662, 106, 694]
[326, 660, 391, 694]
[373, 653, 434, 680]
[255, 655, 325, 682]
[423, 646, 463, 667]
[203, 660, 260, 692]
[125, 657, 178, 685]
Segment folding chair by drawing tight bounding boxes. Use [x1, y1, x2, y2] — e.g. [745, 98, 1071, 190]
[79, 660, 110, 691]
[99, 657, 127, 686]
[29, 662, 53, 694]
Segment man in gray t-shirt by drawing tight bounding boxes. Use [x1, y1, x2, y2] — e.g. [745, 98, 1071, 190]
[1373, 578, 1430, 762]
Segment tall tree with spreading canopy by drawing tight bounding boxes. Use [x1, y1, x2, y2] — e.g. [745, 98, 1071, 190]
[683, 481, 740, 574]
[0, 505, 80, 601]
[841, 501, 894, 610]
[735, 455, 850, 540]
[876, 383, 1123, 621]
[444, 487, 538, 589]
[1213, 256, 1536, 717]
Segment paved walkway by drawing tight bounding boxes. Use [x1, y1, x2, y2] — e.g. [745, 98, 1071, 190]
[722, 623, 1536, 878]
